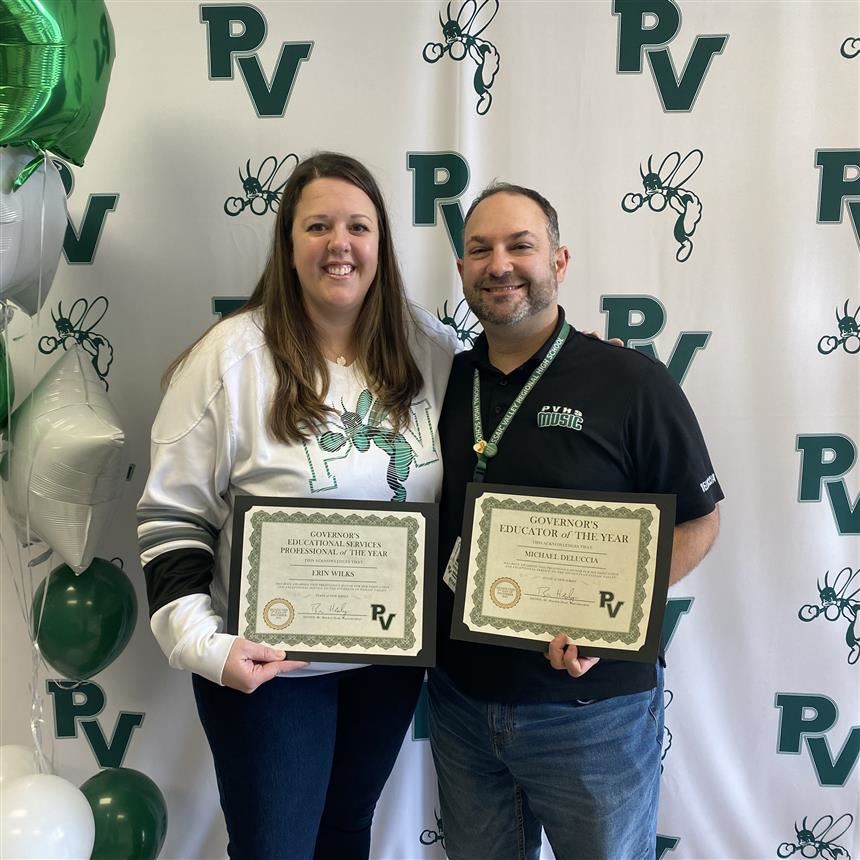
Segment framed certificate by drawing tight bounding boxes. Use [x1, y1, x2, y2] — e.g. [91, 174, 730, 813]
[451, 483, 676, 663]
[228, 496, 437, 666]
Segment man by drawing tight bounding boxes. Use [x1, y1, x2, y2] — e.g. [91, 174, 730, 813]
[430, 183, 722, 860]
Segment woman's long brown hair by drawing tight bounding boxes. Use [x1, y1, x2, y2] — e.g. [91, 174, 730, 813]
[165, 153, 423, 443]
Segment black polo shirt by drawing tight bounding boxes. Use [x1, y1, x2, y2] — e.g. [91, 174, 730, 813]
[436, 307, 723, 703]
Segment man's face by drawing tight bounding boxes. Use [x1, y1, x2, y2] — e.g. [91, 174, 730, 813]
[458, 192, 568, 327]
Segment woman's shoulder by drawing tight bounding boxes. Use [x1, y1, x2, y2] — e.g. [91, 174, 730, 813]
[407, 302, 461, 358]
[199, 308, 265, 355]
[177, 309, 267, 382]
[155, 310, 268, 440]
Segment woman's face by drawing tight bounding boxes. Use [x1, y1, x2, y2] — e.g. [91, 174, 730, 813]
[290, 177, 380, 327]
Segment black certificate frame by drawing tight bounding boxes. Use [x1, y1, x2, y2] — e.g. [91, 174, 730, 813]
[451, 483, 676, 664]
[228, 495, 438, 667]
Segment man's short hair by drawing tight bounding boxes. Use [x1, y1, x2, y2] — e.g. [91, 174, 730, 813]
[463, 182, 561, 250]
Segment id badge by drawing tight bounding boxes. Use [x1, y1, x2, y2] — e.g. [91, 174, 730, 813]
[443, 536, 461, 593]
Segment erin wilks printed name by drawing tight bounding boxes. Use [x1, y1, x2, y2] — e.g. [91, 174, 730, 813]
[496, 516, 631, 544]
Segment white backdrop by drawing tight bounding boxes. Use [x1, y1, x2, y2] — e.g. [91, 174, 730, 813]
[2, 1, 859, 858]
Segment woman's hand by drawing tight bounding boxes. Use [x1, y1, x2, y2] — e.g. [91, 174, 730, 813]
[581, 330, 624, 346]
[221, 638, 309, 693]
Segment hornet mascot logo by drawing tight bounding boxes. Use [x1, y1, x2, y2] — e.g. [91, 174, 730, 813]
[799, 566, 859, 665]
[39, 297, 114, 389]
[420, 809, 446, 849]
[840, 37, 860, 59]
[622, 149, 704, 262]
[225, 155, 298, 216]
[818, 300, 860, 355]
[778, 812, 853, 859]
[437, 298, 481, 346]
[423, 0, 501, 115]
[318, 390, 416, 502]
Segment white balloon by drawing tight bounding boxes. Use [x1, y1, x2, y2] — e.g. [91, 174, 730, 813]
[0, 146, 68, 316]
[3, 347, 126, 572]
[0, 746, 39, 788]
[0, 773, 94, 860]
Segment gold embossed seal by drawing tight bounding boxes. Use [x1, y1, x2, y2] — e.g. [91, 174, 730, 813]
[489, 577, 521, 609]
[263, 598, 294, 630]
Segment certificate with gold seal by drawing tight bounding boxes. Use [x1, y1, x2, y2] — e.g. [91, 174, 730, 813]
[228, 496, 437, 666]
[450, 484, 676, 663]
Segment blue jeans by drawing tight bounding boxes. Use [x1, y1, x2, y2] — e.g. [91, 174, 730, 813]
[192, 665, 423, 860]
[428, 666, 664, 860]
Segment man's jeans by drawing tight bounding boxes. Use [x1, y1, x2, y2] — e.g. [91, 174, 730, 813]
[428, 666, 664, 860]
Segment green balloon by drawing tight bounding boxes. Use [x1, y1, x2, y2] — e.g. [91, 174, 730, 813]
[32, 557, 137, 680]
[0, 334, 13, 428]
[0, 0, 115, 168]
[81, 767, 168, 860]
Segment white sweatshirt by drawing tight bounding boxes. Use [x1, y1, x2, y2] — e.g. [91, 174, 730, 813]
[138, 305, 458, 684]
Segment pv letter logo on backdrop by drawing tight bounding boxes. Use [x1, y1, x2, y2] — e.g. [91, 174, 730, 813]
[53, 161, 118, 265]
[815, 149, 860, 250]
[796, 434, 860, 535]
[775, 694, 859, 787]
[613, 0, 728, 111]
[47, 680, 144, 769]
[200, 4, 313, 116]
[601, 295, 710, 386]
[408, 151, 471, 260]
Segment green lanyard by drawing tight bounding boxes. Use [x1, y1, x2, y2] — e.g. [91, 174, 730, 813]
[472, 321, 571, 482]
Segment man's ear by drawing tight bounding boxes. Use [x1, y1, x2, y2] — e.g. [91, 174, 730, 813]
[456, 258, 464, 279]
[555, 245, 570, 283]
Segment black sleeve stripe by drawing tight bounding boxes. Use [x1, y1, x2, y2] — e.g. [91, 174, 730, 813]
[143, 548, 214, 617]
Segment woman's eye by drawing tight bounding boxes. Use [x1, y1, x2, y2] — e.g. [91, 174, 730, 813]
[351, 223, 369, 233]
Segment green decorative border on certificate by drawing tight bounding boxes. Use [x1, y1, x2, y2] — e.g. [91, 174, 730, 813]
[469, 496, 653, 644]
[242, 509, 420, 651]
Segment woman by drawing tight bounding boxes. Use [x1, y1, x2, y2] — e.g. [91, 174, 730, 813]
[137, 153, 458, 859]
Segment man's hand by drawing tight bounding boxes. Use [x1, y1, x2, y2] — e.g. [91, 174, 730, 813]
[544, 633, 600, 678]
[221, 638, 309, 693]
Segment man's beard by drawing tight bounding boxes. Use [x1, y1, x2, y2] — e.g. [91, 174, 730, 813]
[464, 274, 557, 327]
